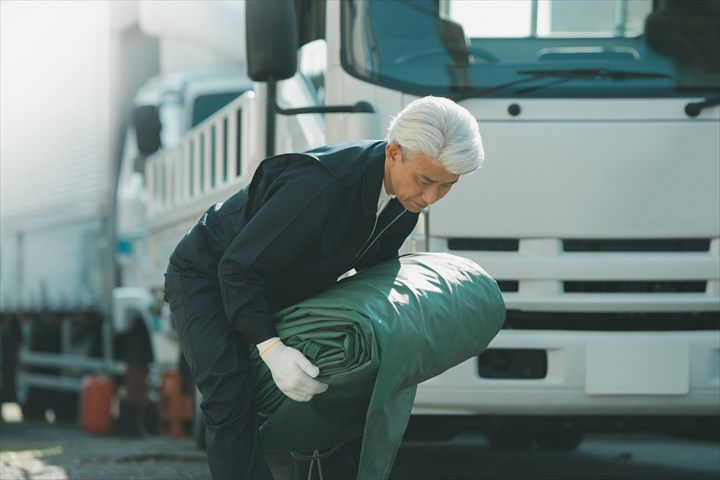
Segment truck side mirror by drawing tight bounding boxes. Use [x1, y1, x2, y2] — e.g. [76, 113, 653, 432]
[245, 0, 298, 81]
[133, 105, 161, 156]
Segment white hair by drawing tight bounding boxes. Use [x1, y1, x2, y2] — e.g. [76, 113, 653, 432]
[386, 96, 484, 175]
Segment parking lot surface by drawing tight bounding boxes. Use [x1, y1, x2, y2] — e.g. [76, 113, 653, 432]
[2, 404, 718, 480]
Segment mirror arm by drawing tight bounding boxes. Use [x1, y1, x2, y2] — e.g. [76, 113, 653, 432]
[263, 78, 375, 157]
[269, 92, 374, 116]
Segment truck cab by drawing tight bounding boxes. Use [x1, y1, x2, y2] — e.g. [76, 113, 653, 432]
[244, 0, 720, 446]
[115, 68, 252, 290]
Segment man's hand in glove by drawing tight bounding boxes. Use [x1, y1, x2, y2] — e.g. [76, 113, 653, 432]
[257, 337, 329, 402]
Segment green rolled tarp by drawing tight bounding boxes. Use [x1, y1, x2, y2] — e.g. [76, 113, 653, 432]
[249, 252, 506, 479]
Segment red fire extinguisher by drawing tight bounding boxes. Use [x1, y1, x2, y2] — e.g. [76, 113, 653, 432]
[79, 374, 115, 435]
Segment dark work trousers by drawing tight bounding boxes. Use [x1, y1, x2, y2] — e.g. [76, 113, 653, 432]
[164, 272, 274, 480]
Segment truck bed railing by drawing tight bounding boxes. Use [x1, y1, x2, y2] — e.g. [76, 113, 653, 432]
[145, 91, 258, 224]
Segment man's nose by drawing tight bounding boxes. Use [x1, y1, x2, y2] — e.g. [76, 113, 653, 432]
[421, 187, 439, 206]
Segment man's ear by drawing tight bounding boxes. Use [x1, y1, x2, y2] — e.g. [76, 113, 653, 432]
[386, 143, 401, 164]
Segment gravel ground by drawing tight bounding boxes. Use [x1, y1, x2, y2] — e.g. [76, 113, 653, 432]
[1, 420, 212, 480]
[0, 403, 295, 480]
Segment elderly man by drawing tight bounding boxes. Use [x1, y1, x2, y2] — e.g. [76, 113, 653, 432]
[163, 96, 485, 479]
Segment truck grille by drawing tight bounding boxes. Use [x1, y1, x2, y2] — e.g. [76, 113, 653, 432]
[443, 236, 719, 330]
[448, 238, 712, 253]
[564, 281, 707, 294]
[448, 238, 519, 251]
[503, 310, 720, 331]
[563, 238, 711, 252]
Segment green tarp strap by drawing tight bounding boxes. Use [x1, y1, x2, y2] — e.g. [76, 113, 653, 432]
[250, 252, 506, 479]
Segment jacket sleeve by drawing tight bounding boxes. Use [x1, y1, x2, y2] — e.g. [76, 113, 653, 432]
[217, 179, 330, 345]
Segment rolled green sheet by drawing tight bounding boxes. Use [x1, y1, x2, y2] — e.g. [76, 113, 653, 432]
[250, 252, 506, 479]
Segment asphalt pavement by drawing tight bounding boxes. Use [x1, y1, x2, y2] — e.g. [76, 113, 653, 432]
[2, 403, 718, 480]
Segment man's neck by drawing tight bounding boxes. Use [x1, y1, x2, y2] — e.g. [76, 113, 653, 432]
[383, 162, 394, 196]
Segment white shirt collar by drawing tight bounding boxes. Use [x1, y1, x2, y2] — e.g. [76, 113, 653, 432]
[376, 179, 395, 216]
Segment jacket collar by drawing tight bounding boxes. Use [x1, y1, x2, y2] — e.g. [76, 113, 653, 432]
[361, 141, 388, 218]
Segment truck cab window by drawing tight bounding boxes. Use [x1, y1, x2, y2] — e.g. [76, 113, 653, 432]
[447, 0, 652, 38]
[191, 91, 246, 128]
[341, 0, 719, 97]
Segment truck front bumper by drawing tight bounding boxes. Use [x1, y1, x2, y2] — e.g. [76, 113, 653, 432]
[413, 329, 720, 416]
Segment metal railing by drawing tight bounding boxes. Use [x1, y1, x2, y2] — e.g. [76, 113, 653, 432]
[146, 91, 258, 220]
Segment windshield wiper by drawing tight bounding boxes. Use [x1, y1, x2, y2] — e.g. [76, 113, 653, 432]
[454, 68, 672, 99]
[514, 68, 673, 94]
[516, 68, 672, 80]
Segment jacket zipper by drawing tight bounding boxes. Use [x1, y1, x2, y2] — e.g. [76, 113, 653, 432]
[350, 209, 406, 269]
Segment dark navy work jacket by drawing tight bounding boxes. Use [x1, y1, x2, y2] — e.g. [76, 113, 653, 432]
[166, 140, 419, 344]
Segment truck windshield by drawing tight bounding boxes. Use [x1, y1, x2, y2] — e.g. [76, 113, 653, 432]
[192, 92, 246, 128]
[340, 0, 719, 98]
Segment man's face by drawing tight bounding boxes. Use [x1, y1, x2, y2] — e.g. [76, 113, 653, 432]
[384, 143, 460, 213]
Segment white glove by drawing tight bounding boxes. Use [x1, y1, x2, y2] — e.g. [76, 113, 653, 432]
[257, 337, 329, 402]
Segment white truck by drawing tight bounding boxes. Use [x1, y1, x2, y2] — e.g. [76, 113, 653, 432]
[144, 0, 719, 447]
[0, 1, 253, 427]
